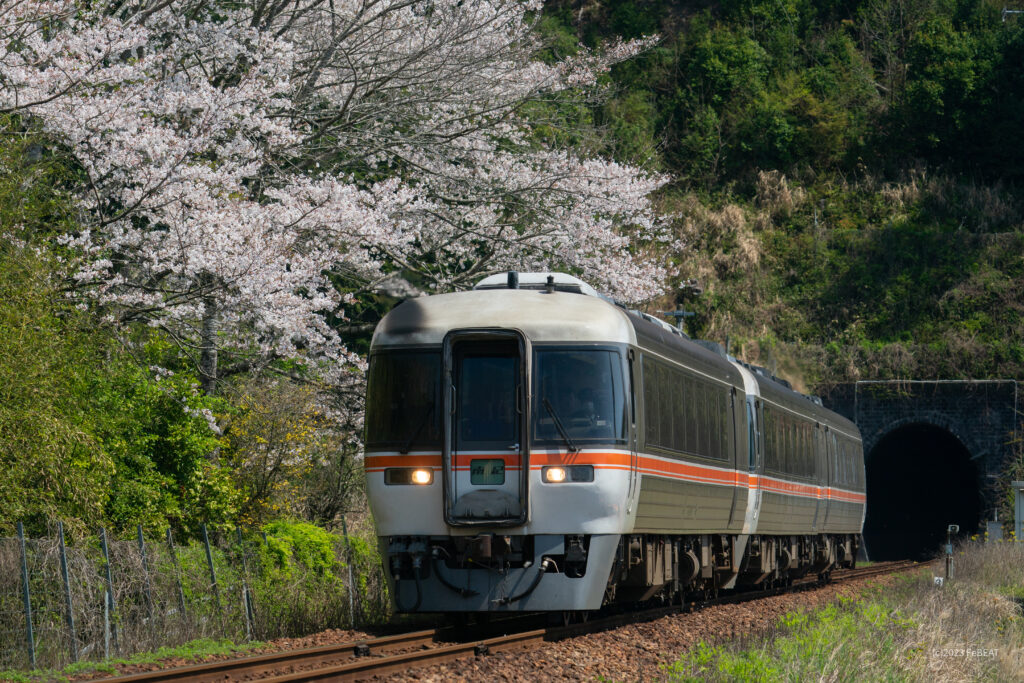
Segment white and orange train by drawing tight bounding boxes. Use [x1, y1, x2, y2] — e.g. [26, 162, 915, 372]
[365, 273, 865, 613]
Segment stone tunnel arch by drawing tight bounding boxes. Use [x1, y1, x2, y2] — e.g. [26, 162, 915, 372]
[863, 421, 983, 561]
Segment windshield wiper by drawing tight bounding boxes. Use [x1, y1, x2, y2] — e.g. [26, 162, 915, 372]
[400, 404, 434, 454]
[542, 398, 579, 453]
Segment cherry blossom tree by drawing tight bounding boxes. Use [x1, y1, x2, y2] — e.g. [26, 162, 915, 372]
[0, 0, 669, 394]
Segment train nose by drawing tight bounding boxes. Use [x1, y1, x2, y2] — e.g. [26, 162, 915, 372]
[450, 490, 522, 520]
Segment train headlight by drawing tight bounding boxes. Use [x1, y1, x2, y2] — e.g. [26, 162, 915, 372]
[384, 468, 434, 485]
[544, 466, 567, 483]
[543, 465, 593, 483]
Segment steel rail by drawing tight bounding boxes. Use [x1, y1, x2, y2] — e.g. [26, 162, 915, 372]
[108, 561, 921, 683]
[253, 560, 923, 682]
[105, 629, 438, 683]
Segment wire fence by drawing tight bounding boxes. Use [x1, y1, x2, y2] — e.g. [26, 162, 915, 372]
[0, 521, 389, 672]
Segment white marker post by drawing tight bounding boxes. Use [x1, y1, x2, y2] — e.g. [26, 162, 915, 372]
[1014, 481, 1024, 541]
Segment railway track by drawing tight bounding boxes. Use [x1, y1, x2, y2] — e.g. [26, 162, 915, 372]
[107, 560, 922, 683]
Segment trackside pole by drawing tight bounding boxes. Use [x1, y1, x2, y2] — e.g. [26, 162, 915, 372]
[100, 527, 120, 653]
[166, 528, 187, 622]
[236, 527, 255, 639]
[342, 515, 356, 626]
[57, 521, 79, 662]
[17, 522, 36, 668]
[137, 525, 156, 627]
[202, 524, 223, 631]
[945, 524, 959, 581]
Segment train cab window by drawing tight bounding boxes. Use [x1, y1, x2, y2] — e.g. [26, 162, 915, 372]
[457, 354, 518, 447]
[365, 351, 441, 449]
[533, 349, 627, 446]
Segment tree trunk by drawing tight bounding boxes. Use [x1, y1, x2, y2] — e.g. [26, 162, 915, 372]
[199, 284, 218, 394]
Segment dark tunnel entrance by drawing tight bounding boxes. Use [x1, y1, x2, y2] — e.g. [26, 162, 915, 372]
[864, 423, 982, 561]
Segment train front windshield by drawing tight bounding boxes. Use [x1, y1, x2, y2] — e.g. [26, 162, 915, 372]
[365, 351, 442, 450]
[532, 348, 627, 446]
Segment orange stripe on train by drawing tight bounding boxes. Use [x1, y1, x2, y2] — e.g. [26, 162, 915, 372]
[364, 452, 865, 503]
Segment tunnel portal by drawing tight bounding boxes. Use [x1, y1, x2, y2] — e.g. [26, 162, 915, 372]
[863, 423, 982, 561]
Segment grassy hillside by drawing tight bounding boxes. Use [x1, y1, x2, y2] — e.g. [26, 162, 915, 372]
[541, 0, 1024, 385]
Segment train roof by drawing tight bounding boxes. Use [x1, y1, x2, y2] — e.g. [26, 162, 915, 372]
[372, 288, 637, 347]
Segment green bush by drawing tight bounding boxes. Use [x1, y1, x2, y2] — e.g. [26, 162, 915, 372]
[259, 520, 341, 579]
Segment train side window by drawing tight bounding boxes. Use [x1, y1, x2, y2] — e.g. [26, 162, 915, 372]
[799, 425, 807, 477]
[790, 423, 798, 479]
[831, 434, 839, 485]
[711, 389, 722, 460]
[776, 414, 783, 472]
[642, 357, 658, 448]
[718, 389, 727, 460]
[672, 371, 685, 453]
[787, 419, 796, 474]
[794, 423, 802, 476]
[782, 419, 790, 473]
[809, 426, 815, 477]
[683, 377, 695, 453]
[803, 425, 811, 477]
[703, 382, 713, 458]
[774, 413, 782, 471]
[746, 402, 756, 469]
[706, 385, 717, 459]
[795, 424, 803, 476]
[702, 382, 713, 458]
[690, 378, 701, 456]
[839, 440, 847, 485]
[658, 362, 673, 450]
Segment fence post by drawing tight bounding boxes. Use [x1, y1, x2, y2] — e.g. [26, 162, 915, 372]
[57, 521, 79, 663]
[103, 590, 110, 660]
[137, 525, 156, 627]
[17, 522, 36, 668]
[202, 524, 222, 630]
[236, 527, 255, 639]
[99, 527, 120, 654]
[166, 528, 187, 622]
[341, 515, 356, 627]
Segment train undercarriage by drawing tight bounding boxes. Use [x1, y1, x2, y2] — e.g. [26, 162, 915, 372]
[384, 532, 859, 613]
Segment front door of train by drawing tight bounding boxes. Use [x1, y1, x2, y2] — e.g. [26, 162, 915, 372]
[443, 330, 529, 527]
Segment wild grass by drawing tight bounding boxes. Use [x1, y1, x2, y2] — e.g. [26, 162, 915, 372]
[0, 523, 390, 672]
[0, 638, 262, 683]
[664, 541, 1024, 682]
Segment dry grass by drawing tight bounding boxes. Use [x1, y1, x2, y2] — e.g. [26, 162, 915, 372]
[880, 170, 1023, 232]
[665, 541, 1024, 681]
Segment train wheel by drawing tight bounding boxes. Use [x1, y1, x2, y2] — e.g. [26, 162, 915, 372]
[443, 612, 468, 631]
[560, 610, 590, 626]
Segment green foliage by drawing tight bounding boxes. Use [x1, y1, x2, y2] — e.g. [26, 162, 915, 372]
[664, 597, 913, 682]
[549, 0, 1022, 186]
[0, 120, 237, 537]
[259, 520, 340, 579]
[0, 239, 112, 534]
